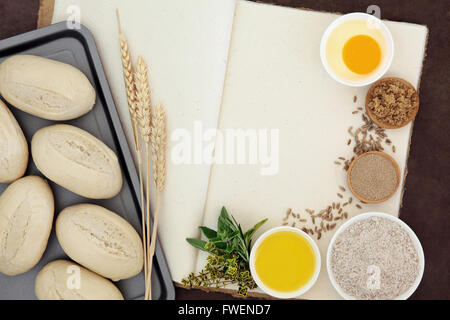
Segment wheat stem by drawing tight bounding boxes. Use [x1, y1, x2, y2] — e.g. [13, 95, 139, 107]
[145, 103, 167, 300]
[134, 55, 153, 300]
[136, 138, 147, 287]
[116, 9, 148, 292]
[146, 190, 161, 300]
[145, 143, 152, 300]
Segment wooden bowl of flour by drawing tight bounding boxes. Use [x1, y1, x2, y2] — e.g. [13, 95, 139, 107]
[347, 151, 401, 204]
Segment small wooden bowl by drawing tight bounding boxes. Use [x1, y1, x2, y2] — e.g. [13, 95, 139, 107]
[347, 151, 401, 204]
[365, 77, 419, 129]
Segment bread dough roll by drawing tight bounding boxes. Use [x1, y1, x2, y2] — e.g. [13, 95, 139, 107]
[0, 55, 95, 121]
[0, 100, 28, 183]
[35, 260, 124, 300]
[56, 204, 143, 281]
[0, 176, 54, 275]
[31, 124, 123, 199]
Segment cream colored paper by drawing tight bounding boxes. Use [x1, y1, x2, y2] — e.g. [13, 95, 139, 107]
[199, 1, 428, 299]
[52, 0, 236, 282]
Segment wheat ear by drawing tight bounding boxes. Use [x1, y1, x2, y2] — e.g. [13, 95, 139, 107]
[116, 9, 148, 291]
[145, 103, 167, 300]
[134, 56, 153, 300]
[150, 103, 167, 192]
[135, 57, 152, 142]
[116, 9, 138, 149]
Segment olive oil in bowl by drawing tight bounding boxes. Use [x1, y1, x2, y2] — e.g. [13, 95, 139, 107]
[250, 227, 321, 298]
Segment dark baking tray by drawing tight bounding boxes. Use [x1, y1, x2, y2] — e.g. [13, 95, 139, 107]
[0, 22, 174, 300]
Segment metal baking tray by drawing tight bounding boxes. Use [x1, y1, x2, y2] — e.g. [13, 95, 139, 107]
[0, 22, 174, 300]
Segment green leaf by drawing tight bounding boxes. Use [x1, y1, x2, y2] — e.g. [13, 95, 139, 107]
[226, 230, 240, 240]
[221, 206, 229, 217]
[236, 248, 249, 263]
[199, 226, 217, 240]
[244, 218, 268, 242]
[229, 237, 247, 262]
[225, 244, 234, 253]
[230, 216, 246, 242]
[231, 216, 244, 234]
[186, 238, 209, 252]
[218, 207, 237, 236]
[232, 237, 242, 253]
[213, 241, 228, 250]
[218, 207, 230, 227]
[237, 224, 247, 243]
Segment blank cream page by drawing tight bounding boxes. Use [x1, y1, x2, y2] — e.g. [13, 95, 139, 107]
[199, 1, 427, 299]
[52, 0, 237, 282]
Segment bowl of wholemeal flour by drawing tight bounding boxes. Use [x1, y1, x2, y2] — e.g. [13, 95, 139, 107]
[327, 212, 424, 300]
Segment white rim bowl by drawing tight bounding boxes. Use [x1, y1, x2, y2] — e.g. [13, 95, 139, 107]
[249, 226, 321, 299]
[326, 212, 425, 300]
[320, 12, 394, 87]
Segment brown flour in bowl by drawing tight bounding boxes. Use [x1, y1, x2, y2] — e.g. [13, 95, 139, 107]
[330, 216, 420, 300]
[349, 152, 399, 202]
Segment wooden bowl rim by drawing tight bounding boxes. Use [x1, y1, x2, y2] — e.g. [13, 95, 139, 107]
[365, 77, 419, 129]
[347, 151, 401, 204]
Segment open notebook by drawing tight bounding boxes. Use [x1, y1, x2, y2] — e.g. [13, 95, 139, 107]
[53, 0, 428, 299]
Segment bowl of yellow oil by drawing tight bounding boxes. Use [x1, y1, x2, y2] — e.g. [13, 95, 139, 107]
[249, 226, 321, 298]
[320, 12, 394, 86]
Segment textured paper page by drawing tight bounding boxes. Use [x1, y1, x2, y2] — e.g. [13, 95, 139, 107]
[52, 0, 236, 282]
[199, 1, 427, 299]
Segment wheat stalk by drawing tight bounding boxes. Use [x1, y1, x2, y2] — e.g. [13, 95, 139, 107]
[116, 15, 167, 299]
[116, 10, 148, 298]
[134, 56, 154, 300]
[145, 103, 167, 300]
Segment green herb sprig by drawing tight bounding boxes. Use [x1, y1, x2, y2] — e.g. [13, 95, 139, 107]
[182, 207, 267, 296]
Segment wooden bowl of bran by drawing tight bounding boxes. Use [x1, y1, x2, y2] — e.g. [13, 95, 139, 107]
[365, 77, 419, 129]
[347, 151, 401, 204]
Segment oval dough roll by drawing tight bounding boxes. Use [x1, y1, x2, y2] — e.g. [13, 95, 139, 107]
[35, 260, 124, 300]
[0, 55, 95, 121]
[0, 100, 28, 183]
[0, 176, 54, 276]
[31, 124, 123, 199]
[56, 203, 143, 281]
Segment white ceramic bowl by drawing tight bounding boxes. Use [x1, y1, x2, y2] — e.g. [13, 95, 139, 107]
[320, 12, 394, 87]
[249, 226, 321, 299]
[326, 212, 425, 300]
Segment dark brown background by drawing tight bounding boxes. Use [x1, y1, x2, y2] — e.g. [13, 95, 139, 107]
[0, 0, 448, 300]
